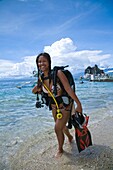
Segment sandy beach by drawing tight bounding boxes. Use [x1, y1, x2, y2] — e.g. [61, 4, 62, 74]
[1, 115, 113, 170]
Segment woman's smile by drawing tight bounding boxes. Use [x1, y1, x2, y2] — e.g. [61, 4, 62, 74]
[38, 56, 49, 72]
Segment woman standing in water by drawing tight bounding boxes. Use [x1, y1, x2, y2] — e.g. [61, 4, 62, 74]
[32, 52, 82, 158]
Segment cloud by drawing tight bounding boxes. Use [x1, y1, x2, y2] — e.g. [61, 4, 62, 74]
[44, 38, 112, 74]
[0, 56, 36, 78]
[44, 38, 77, 56]
[0, 60, 14, 73]
[0, 38, 112, 78]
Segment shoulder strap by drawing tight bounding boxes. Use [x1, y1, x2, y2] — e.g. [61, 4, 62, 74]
[52, 65, 69, 96]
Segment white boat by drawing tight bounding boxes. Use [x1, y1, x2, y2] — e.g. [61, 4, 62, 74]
[90, 74, 113, 82]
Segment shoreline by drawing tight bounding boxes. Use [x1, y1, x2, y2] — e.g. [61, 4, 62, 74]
[1, 115, 113, 170]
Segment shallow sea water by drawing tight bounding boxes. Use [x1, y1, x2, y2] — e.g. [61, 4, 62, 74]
[0, 77, 113, 166]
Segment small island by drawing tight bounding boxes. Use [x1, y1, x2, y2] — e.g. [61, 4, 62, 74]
[84, 64, 113, 82]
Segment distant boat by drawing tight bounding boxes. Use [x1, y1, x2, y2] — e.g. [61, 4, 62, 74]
[90, 74, 113, 82]
[16, 80, 37, 89]
[79, 76, 84, 84]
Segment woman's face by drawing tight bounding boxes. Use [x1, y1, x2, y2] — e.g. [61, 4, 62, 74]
[38, 55, 49, 72]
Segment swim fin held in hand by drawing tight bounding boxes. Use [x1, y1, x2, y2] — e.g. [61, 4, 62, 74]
[71, 112, 92, 152]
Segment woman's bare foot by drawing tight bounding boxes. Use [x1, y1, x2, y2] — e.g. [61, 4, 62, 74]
[55, 149, 63, 158]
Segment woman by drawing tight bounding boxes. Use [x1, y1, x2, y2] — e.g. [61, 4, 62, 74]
[32, 52, 82, 158]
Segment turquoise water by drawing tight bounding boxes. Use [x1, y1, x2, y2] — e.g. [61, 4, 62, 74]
[0, 77, 113, 163]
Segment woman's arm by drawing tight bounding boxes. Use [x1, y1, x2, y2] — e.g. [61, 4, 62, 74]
[57, 70, 82, 113]
[32, 85, 41, 94]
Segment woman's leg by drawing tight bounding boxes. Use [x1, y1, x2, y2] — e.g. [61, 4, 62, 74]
[63, 103, 73, 143]
[63, 126, 73, 143]
[52, 107, 72, 157]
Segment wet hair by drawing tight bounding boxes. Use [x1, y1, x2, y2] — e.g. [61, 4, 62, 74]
[36, 52, 51, 77]
[36, 52, 51, 72]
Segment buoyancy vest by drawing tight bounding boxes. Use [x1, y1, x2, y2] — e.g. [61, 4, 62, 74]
[36, 65, 75, 108]
[51, 65, 75, 105]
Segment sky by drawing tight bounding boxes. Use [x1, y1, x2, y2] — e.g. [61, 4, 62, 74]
[0, 0, 113, 78]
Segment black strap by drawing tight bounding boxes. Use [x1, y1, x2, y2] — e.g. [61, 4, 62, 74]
[52, 65, 69, 96]
[53, 67, 58, 96]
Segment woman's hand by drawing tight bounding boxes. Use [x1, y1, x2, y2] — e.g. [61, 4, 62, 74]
[75, 102, 82, 113]
[32, 85, 41, 94]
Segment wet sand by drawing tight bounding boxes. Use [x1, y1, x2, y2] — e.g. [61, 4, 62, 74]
[2, 116, 113, 170]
